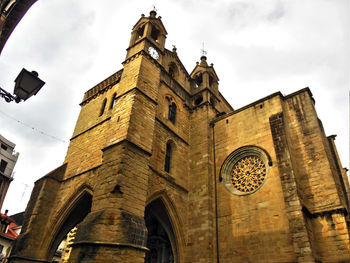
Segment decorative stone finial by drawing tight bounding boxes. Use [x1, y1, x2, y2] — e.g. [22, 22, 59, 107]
[199, 42, 209, 66]
[150, 5, 157, 18]
[200, 42, 207, 57]
[172, 45, 177, 53]
[150, 10, 157, 18]
[200, 55, 208, 66]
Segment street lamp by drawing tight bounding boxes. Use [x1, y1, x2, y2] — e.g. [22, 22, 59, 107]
[0, 68, 45, 103]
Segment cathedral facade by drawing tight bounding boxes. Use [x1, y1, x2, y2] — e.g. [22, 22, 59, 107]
[9, 10, 350, 263]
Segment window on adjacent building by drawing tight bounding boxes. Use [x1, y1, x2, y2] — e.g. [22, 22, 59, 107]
[99, 98, 107, 116]
[164, 142, 172, 173]
[0, 222, 7, 233]
[1, 144, 7, 151]
[168, 103, 176, 124]
[0, 160, 7, 173]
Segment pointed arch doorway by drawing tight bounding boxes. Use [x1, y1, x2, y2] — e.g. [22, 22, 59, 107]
[145, 198, 178, 263]
[47, 190, 92, 262]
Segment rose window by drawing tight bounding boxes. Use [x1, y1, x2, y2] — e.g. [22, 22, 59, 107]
[230, 156, 266, 193]
[221, 147, 270, 195]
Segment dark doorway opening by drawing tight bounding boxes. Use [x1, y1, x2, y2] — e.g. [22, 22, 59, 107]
[48, 191, 92, 262]
[145, 199, 176, 263]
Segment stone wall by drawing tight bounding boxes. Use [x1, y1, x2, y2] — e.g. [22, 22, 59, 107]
[213, 89, 350, 262]
[8, 10, 350, 263]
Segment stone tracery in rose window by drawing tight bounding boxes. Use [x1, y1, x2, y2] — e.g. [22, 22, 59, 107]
[230, 155, 266, 193]
[221, 146, 271, 196]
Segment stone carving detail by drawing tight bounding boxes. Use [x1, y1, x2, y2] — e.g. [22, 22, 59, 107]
[231, 155, 266, 193]
[81, 70, 123, 104]
[221, 146, 270, 196]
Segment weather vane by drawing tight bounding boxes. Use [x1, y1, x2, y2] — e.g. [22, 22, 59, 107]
[152, 5, 157, 12]
[201, 42, 207, 57]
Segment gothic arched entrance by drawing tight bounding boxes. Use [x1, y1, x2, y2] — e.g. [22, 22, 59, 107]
[145, 198, 177, 263]
[47, 190, 92, 261]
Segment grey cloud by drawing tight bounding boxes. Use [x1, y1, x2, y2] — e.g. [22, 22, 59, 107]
[267, 1, 285, 21]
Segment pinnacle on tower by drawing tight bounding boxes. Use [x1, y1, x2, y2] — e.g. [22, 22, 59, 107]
[150, 5, 157, 18]
[200, 55, 208, 67]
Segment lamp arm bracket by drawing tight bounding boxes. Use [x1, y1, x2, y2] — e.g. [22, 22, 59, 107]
[0, 87, 17, 103]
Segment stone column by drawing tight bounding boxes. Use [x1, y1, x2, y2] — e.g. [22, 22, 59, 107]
[67, 140, 151, 263]
[269, 113, 315, 262]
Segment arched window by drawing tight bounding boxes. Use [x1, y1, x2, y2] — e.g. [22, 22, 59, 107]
[130, 24, 145, 45]
[151, 26, 160, 42]
[194, 95, 203, 106]
[110, 93, 117, 109]
[209, 75, 214, 86]
[169, 67, 174, 78]
[168, 103, 176, 124]
[220, 146, 272, 196]
[137, 25, 145, 39]
[164, 142, 172, 173]
[99, 98, 107, 116]
[168, 62, 179, 81]
[195, 74, 202, 88]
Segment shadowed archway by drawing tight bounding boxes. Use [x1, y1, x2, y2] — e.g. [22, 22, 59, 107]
[145, 198, 177, 263]
[46, 190, 92, 261]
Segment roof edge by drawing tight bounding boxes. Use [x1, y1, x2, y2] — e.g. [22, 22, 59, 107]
[212, 87, 313, 124]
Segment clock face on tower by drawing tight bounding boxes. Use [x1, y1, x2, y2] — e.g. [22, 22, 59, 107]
[148, 46, 159, 60]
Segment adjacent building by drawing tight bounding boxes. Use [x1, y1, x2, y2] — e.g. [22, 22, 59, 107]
[0, 134, 19, 212]
[0, 210, 19, 261]
[8, 10, 350, 263]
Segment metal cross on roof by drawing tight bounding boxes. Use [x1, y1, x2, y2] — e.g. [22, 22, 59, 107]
[201, 42, 207, 57]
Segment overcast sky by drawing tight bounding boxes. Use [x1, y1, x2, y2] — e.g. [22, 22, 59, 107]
[0, 0, 349, 215]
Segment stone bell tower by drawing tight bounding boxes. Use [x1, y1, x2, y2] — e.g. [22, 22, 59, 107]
[65, 10, 166, 262]
[126, 10, 166, 62]
[8, 8, 350, 263]
[8, 10, 169, 263]
[190, 55, 220, 106]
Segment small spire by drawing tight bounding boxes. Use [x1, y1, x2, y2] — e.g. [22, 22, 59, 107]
[200, 42, 207, 57]
[200, 55, 208, 66]
[150, 5, 157, 18]
[200, 42, 208, 64]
